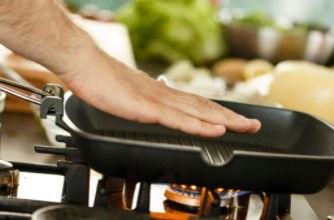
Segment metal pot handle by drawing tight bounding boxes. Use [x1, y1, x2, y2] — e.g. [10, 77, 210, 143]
[0, 76, 63, 105]
[0, 76, 65, 122]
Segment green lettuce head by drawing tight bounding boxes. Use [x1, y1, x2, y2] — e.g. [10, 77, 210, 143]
[116, 0, 225, 64]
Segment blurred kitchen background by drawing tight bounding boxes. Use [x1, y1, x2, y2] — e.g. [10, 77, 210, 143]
[59, 0, 334, 124]
[0, 0, 333, 219]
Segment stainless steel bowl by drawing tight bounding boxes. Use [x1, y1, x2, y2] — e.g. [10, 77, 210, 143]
[222, 22, 334, 64]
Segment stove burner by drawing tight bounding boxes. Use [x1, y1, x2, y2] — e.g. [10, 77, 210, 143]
[165, 184, 202, 207]
[163, 200, 198, 215]
[164, 184, 251, 218]
[0, 160, 19, 196]
[165, 184, 250, 206]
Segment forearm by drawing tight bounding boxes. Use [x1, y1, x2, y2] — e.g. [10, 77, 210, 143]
[0, 0, 97, 76]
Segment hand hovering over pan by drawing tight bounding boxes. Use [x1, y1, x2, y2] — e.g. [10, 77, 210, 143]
[0, 0, 261, 137]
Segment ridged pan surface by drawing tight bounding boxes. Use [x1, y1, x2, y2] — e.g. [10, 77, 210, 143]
[63, 95, 334, 193]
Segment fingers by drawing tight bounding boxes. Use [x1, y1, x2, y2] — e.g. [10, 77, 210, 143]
[246, 119, 262, 133]
[144, 103, 226, 137]
[159, 86, 261, 134]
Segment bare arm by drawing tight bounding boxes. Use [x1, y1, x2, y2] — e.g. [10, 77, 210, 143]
[0, 0, 261, 137]
[0, 0, 93, 74]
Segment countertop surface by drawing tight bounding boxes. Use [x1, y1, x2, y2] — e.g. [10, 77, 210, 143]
[0, 112, 333, 219]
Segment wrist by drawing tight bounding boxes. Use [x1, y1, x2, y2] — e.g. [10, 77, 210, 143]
[49, 29, 94, 71]
[57, 38, 121, 93]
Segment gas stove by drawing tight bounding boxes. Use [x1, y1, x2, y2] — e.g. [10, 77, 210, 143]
[0, 138, 320, 220]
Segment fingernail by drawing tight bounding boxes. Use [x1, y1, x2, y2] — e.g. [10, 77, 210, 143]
[250, 119, 261, 128]
[214, 124, 225, 130]
[214, 124, 226, 135]
[239, 115, 252, 123]
[250, 119, 260, 124]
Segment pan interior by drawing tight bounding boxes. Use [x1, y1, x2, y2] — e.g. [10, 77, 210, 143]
[64, 95, 334, 158]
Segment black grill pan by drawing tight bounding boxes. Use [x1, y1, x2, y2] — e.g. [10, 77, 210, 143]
[62, 95, 334, 194]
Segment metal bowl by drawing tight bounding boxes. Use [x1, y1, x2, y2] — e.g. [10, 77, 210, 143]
[222, 22, 334, 64]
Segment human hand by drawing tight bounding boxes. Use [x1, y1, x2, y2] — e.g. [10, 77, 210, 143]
[61, 48, 261, 137]
[0, 0, 260, 137]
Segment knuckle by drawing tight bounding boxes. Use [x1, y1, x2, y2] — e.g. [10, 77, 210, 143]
[196, 102, 209, 115]
[200, 120, 209, 129]
[191, 95, 212, 115]
[200, 96, 210, 106]
[136, 101, 159, 123]
[176, 110, 186, 121]
[136, 111, 158, 123]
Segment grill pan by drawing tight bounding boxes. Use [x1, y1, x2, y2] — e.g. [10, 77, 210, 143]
[62, 94, 334, 194]
[0, 75, 332, 194]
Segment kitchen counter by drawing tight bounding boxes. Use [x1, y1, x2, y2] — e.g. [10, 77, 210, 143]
[0, 112, 333, 219]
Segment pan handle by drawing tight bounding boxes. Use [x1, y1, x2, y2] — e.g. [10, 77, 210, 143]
[0, 76, 64, 106]
[0, 75, 65, 121]
[0, 69, 68, 131]
[0, 65, 49, 97]
[0, 83, 42, 105]
[0, 77, 49, 96]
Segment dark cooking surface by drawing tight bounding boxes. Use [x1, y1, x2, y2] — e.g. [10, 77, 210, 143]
[63, 95, 334, 193]
[100, 130, 288, 165]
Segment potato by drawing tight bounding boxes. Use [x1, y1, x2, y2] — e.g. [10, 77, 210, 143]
[243, 59, 273, 80]
[212, 58, 248, 83]
[268, 61, 334, 124]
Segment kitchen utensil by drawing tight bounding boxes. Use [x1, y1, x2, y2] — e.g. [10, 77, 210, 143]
[62, 94, 334, 194]
[221, 21, 334, 64]
[0, 78, 333, 194]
